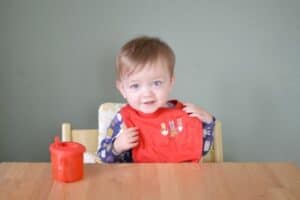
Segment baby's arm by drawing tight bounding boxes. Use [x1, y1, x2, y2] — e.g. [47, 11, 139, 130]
[182, 103, 215, 155]
[202, 118, 215, 155]
[183, 103, 213, 123]
[97, 113, 133, 163]
[113, 126, 139, 155]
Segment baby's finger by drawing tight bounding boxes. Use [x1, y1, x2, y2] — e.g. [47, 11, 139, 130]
[129, 141, 139, 148]
[126, 127, 139, 132]
[124, 127, 138, 135]
[189, 113, 201, 118]
[183, 102, 192, 106]
[127, 130, 139, 138]
[183, 107, 193, 114]
[130, 135, 139, 142]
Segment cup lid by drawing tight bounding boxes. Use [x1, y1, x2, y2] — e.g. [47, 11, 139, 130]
[49, 136, 85, 155]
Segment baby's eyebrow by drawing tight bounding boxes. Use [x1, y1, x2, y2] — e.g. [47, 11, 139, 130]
[127, 80, 140, 85]
[128, 79, 140, 82]
[151, 76, 165, 80]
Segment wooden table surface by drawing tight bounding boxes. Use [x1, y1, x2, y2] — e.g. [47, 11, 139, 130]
[0, 162, 299, 200]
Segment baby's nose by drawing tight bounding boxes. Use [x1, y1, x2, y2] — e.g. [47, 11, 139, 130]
[142, 86, 154, 96]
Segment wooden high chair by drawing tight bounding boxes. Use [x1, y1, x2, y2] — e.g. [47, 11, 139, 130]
[62, 123, 101, 163]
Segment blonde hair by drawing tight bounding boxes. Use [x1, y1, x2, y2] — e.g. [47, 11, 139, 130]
[116, 36, 175, 80]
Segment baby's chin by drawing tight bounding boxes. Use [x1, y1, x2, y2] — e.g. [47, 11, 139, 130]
[131, 101, 167, 113]
[139, 107, 159, 114]
[138, 104, 161, 114]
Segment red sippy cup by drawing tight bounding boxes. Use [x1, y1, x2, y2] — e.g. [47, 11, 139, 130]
[49, 136, 85, 182]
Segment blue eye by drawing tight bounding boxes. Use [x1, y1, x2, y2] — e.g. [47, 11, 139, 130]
[129, 83, 139, 89]
[153, 80, 163, 87]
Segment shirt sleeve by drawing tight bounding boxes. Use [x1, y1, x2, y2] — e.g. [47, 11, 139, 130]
[97, 112, 133, 163]
[202, 116, 216, 156]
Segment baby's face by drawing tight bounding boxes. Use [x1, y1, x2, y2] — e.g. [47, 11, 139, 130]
[117, 62, 174, 114]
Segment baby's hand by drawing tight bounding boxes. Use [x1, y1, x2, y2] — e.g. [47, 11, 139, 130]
[183, 103, 213, 124]
[113, 127, 139, 154]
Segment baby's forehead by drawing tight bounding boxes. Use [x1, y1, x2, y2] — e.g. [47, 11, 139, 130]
[121, 62, 170, 79]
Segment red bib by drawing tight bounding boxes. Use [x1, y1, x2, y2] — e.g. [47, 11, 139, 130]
[120, 100, 203, 163]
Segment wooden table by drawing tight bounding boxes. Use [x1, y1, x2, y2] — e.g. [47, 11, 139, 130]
[0, 162, 299, 200]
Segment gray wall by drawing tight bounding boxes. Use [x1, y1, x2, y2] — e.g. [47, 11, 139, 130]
[1, 0, 299, 164]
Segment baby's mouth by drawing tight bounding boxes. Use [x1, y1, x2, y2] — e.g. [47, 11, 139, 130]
[143, 100, 155, 105]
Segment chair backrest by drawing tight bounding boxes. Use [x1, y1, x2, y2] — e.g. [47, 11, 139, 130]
[61, 123, 101, 163]
[62, 102, 223, 163]
[202, 120, 223, 162]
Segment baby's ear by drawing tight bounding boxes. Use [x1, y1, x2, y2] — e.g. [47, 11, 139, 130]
[170, 75, 175, 87]
[116, 80, 126, 99]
